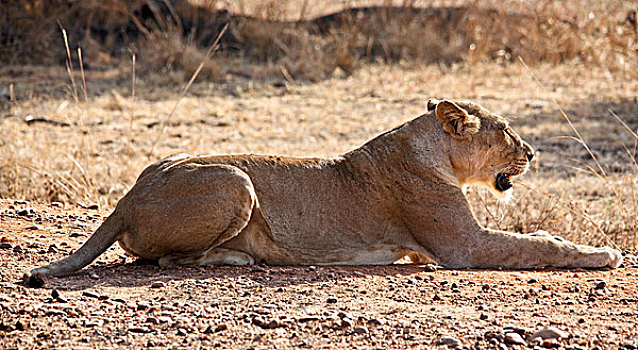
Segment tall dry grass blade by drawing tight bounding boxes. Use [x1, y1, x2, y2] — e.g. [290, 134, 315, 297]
[67, 154, 94, 201]
[128, 50, 137, 158]
[77, 47, 88, 102]
[608, 109, 638, 140]
[518, 57, 606, 178]
[147, 24, 228, 158]
[60, 27, 79, 103]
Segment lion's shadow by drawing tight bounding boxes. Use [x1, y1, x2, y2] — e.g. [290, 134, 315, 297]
[29, 261, 435, 291]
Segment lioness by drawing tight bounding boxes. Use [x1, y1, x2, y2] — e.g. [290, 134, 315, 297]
[25, 99, 622, 280]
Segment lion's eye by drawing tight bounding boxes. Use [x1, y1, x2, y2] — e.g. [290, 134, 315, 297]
[503, 128, 517, 143]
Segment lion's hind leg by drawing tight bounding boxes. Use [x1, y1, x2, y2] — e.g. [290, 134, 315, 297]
[159, 248, 255, 267]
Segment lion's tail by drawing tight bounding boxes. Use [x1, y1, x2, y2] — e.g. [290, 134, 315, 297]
[24, 211, 125, 280]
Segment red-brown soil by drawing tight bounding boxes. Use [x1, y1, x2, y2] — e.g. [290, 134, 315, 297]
[1, 199, 637, 349]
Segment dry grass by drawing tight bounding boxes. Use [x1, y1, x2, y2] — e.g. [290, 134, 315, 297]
[2, 1, 637, 81]
[1, 1, 637, 249]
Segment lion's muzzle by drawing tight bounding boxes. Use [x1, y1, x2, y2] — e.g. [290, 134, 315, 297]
[495, 173, 513, 191]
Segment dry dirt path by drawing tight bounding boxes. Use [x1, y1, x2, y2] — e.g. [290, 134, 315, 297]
[1, 199, 637, 349]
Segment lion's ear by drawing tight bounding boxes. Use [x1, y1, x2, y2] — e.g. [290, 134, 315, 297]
[426, 98, 441, 112]
[435, 100, 480, 139]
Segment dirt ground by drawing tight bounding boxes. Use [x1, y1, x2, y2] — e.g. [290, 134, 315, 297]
[1, 199, 637, 349]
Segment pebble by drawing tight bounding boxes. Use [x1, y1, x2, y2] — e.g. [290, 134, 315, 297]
[503, 324, 528, 336]
[353, 326, 368, 334]
[82, 291, 100, 299]
[437, 336, 461, 348]
[51, 289, 67, 303]
[157, 316, 172, 324]
[422, 264, 437, 272]
[337, 311, 353, 320]
[297, 316, 320, 323]
[17, 208, 34, 217]
[150, 281, 165, 288]
[367, 318, 385, 326]
[326, 296, 338, 304]
[504, 332, 526, 346]
[25, 224, 43, 230]
[128, 327, 151, 334]
[530, 327, 568, 342]
[338, 318, 353, 329]
[15, 320, 26, 331]
[594, 281, 607, 290]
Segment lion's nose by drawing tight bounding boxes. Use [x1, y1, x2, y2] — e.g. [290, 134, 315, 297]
[523, 142, 535, 161]
[526, 148, 535, 161]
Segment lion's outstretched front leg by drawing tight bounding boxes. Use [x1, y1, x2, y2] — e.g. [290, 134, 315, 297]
[401, 187, 623, 270]
[438, 229, 623, 269]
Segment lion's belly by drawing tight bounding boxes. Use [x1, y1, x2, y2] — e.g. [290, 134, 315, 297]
[253, 177, 403, 254]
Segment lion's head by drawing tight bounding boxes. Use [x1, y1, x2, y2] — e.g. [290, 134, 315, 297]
[427, 99, 535, 199]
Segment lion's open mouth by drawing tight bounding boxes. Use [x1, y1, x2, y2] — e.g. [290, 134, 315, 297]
[495, 173, 513, 192]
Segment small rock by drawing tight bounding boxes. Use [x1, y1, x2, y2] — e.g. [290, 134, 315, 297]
[622, 342, 637, 350]
[594, 281, 607, 290]
[437, 336, 461, 348]
[340, 318, 354, 329]
[337, 311, 353, 320]
[89, 273, 99, 280]
[353, 326, 369, 334]
[368, 318, 385, 326]
[504, 332, 526, 346]
[157, 316, 172, 324]
[50, 202, 64, 208]
[297, 316, 320, 323]
[15, 320, 26, 331]
[176, 328, 188, 336]
[17, 208, 34, 217]
[136, 301, 150, 311]
[530, 327, 568, 342]
[0, 242, 14, 249]
[25, 224, 44, 231]
[326, 296, 338, 304]
[422, 264, 437, 271]
[214, 324, 228, 332]
[82, 291, 100, 299]
[150, 281, 165, 288]
[129, 327, 151, 334]
[503, 324, 528, 336]
[51, 289, 67, 303]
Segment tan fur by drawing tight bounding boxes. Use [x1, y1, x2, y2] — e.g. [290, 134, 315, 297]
[26, 99, 623, 279]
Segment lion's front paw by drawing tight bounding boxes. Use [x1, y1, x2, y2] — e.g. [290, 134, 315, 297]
[599, 246, 623, 268]
[577, 245, 624, 268]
